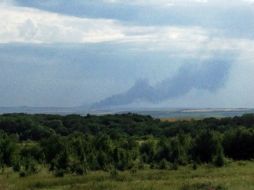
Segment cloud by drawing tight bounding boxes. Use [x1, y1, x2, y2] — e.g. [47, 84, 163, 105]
[16, 0, 254, 41]
[1, 4, 253, 59]
[103, 0, 208, 6]
[1, 0, 254, 57]
[0, 4, 209, 45]
[92, 55, 234, 109]
[245, 0, 254, 3]
[1, 0, 254, 108]
[104, 0, 254, 6]
[1, 0, 254, 55]
[0, 5, 125, 43]
[0, 0, 14, 5]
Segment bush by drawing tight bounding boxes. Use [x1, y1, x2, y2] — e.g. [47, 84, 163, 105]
[192, 162, 198, 170]
[70, 162, 88, 175]
[54, 169, 65, 177]
[158, 159, 170, 169]
[18, 157, 39, 177]
[109, 167, 119, 179]
[138, 160, 145, 170]
[19, 171, 26, 177]
[214, 153, 225, 167]
[181, 183, 227, 190]
[130, 167, 137, 174]
[12, 161, 21, 172]
[171, 161, 178, 170]
[192, 130, 223, 163]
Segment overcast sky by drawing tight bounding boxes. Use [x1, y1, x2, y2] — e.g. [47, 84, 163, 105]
[0, 0, 254, 108]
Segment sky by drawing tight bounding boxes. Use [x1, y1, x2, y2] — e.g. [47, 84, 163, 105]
[0, 0, 254, 108]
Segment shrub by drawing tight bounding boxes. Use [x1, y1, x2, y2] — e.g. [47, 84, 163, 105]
[158, 159, 170, 169]
[192, 162, 198, 170]
[54, 169, 65, 177]
[109, 167, 119, 179]
[181, 183, 227, 190]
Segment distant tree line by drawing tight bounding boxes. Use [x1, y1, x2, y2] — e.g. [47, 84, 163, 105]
[0, 113, 254, 177]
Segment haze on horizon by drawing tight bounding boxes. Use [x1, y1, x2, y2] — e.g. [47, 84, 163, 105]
[0, 0, 254, 109]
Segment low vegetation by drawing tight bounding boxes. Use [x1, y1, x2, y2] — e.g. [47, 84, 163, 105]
[1, 161, 254, 190]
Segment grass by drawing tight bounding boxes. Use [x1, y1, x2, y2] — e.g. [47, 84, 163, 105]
[1, 161, 254, 190]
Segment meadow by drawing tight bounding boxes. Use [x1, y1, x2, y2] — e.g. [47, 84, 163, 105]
[1, 161, 254, 190]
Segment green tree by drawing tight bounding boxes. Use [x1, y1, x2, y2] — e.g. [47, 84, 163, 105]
[0, 132, 16, 172]
[140, 140, 156, 163]
[213, 143, 225, 167]
[192, 130, 223, 163]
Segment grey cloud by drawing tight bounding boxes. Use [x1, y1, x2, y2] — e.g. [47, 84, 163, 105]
[14, 0, 254, 39]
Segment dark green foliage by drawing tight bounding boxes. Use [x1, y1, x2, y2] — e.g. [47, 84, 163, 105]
[158, 159, 170, 169]
[192, 161, 198, 170]
[18, 157, 39, 177]
[171, 160, 179, 170]
[155, 135, 191, 165]
[40, 135, 67, 170]
[19, 145, 44, 164]
[109, 166, 119, 179]
[54, 169, 65, 177]
[53, 148, 69, 172]
[70, 161, 88, 175]
[13, 144, 42, 176]
[0, 132, 16, 170]
[181, 183, 227, 190]
[192, 130, 222, 163]
[214, 144, 225, 167]
[0, 113, 254, 177]
[223, 128, 254, 160]
[140, 140, 156, 163]
[113, 148, 130, 170]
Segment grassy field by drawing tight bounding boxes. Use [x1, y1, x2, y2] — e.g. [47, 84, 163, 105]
[1, 161, 254, 190]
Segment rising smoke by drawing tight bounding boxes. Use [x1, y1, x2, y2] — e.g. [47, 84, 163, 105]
[92, 56, 233, 109]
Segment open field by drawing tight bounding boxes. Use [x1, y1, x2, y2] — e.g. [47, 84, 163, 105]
[1, 161, 254, 190]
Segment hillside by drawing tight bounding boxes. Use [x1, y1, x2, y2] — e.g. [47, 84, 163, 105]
[1, 113, 254, 190]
